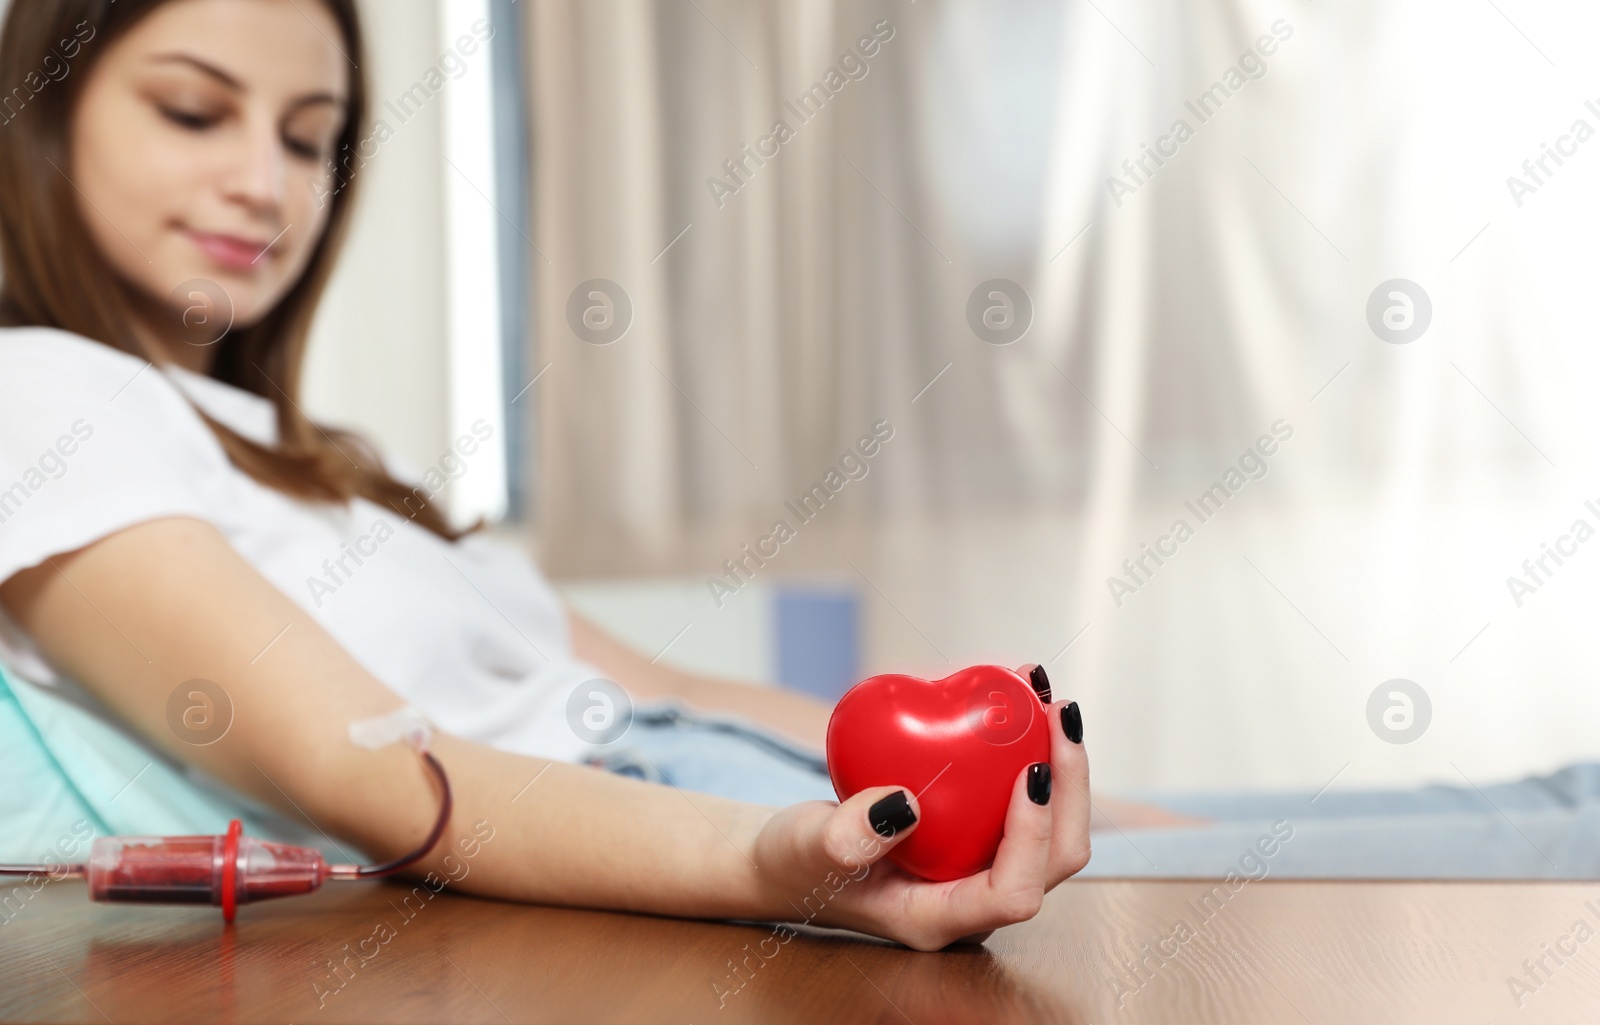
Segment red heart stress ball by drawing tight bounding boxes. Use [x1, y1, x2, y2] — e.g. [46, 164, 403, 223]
[826, 664, 1053, 882]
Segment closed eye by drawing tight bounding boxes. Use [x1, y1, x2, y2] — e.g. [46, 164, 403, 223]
[160, 105, 220, 131]
[284, 136, 324, 161]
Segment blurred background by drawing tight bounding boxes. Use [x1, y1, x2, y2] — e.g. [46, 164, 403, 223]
[305, 0, 1600, 798]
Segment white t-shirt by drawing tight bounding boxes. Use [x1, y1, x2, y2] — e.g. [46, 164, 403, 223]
[0, 326, 596, 764]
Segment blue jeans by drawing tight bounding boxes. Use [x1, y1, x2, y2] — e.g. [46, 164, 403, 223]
[1082, 763, 1600, 879]
[587, 706, 1600, 878]
[583, 702, 838, 807]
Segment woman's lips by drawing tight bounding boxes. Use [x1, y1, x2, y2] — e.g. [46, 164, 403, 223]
[186, 229, 275, 272]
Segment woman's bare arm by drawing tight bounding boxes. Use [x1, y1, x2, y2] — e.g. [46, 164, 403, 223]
[0, 518, 775, 917]
[0, 518, 1091, 948]
[569, 612, 833, 751]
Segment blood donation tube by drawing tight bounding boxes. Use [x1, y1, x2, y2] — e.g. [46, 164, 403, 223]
[84, 821, 329, 920]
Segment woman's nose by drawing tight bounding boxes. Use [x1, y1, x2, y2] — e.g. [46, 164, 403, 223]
[226, 121, 288, 218]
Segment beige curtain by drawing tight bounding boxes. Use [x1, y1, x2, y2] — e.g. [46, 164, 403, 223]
[524, 0, 1097, 576]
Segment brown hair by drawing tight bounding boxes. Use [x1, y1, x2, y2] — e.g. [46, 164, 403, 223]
[0, 0, 469, 540]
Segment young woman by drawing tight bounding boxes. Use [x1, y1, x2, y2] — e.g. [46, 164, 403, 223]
[0, 0, 1092, 949]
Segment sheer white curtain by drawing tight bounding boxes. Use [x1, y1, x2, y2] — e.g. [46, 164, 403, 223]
[1035, 0, 1600, 789]
[523, 0, 1600, 791]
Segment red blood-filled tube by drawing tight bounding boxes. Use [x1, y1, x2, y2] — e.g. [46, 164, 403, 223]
[1, 746, 452, 921]
[84, 825, 330, 918]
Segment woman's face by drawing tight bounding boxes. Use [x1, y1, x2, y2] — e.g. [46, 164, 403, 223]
[70, 0, 348, 346]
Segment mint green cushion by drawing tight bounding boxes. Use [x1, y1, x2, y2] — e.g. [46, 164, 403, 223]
[0, 664, 348, 863]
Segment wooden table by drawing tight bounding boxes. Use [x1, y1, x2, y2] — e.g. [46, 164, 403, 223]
[2, 877, 1597, 1023]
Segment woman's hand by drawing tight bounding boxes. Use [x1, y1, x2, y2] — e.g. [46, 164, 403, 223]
[748, 699, 1090, 951]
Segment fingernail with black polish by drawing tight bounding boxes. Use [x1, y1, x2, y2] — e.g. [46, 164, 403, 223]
[1028, 664, 1051, 704]
[1027, 763, 1052, 805]
[869, 790, 917, 838]
[1061, 701, 1083, 745]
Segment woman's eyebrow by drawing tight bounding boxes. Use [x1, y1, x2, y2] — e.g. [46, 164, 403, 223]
[148, 52, 244, 90]
[285, 93, 347, 114]
[146, 52, 347, 110]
